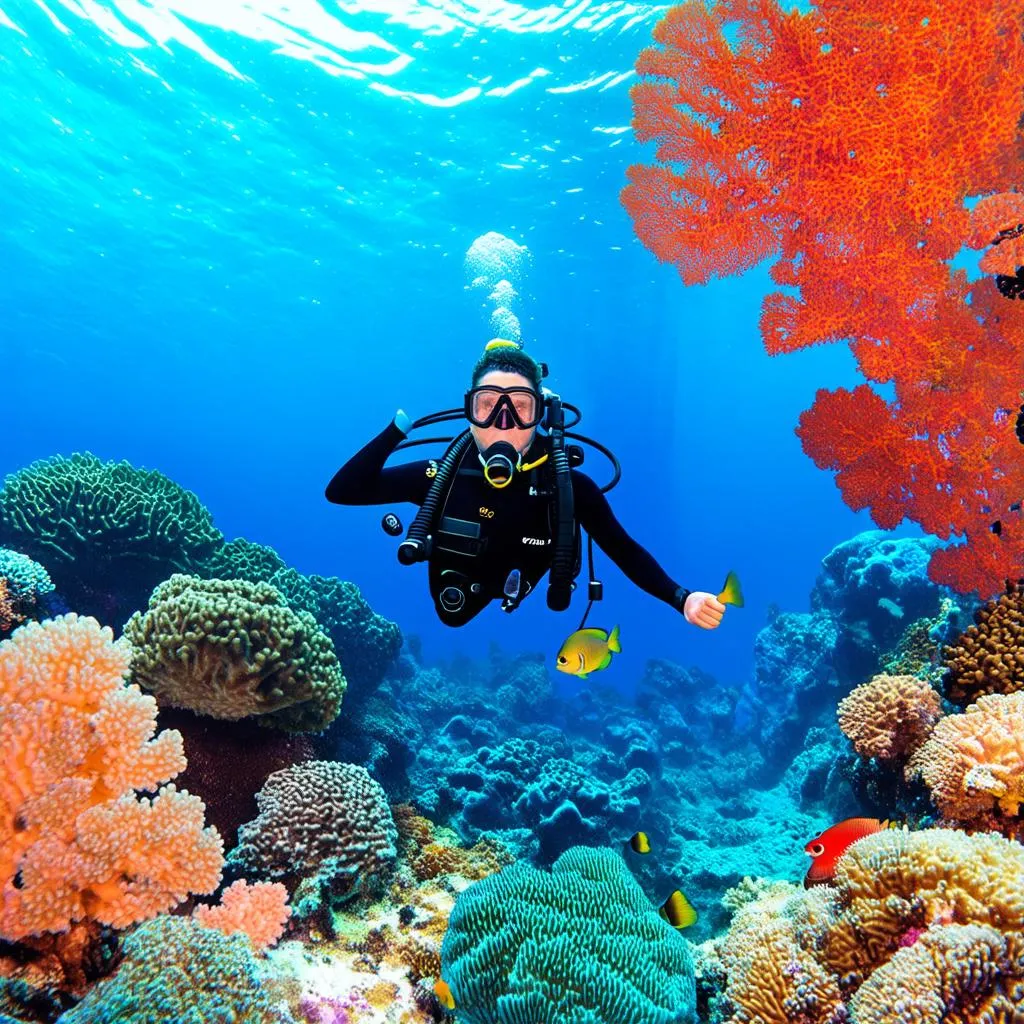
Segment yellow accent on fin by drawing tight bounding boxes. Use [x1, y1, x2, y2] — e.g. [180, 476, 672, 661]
[717, 569, 744, 607]
[607, 624, 621, 654]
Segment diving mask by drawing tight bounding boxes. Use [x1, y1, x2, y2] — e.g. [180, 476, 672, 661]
[465, 385, 543, 430]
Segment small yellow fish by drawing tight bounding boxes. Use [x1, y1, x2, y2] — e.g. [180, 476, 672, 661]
[717, 570, 744, 607]
[659, 888, 698, 930]
[627, 831, 651, 854]
[556, 625, 621, 677]
[433, 978, 455, 1010]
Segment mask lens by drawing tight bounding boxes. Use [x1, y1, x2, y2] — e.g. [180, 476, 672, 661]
[467, 387, 539, 428]
[470, 388, 499, 424]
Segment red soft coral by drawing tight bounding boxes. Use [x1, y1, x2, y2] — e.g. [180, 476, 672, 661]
[624, 0, 1024, 597]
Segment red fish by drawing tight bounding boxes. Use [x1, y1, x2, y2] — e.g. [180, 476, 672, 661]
[804, 817, 888, 887]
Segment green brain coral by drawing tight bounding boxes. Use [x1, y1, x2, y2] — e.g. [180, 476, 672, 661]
[0, 453, 223, 625]
[441, 846, 696, 1024]
[123, 574, 346, 732]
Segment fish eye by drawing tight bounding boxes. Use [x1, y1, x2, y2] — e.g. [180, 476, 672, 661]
[557, 656, 567, 664]
[809, 843, 824, 856]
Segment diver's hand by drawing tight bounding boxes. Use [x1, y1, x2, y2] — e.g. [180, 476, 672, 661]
[393, 409, 412, 435]
[684, 591, 726, 629]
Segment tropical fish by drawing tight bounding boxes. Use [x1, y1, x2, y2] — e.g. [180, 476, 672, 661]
[433, 978, 455, 1010]
[804, 817, 889, 887]
[659, 888, 698, 930]
[717, 570, 744, 607]
[626, 830, 651, 855]
[556, 625, 621, 677]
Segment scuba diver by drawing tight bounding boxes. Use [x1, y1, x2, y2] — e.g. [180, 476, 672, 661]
[325, 340, 726, 632]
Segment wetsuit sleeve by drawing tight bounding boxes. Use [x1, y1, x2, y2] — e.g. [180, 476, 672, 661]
[325, 421, 433, 506]
[572, 470, 688, 609]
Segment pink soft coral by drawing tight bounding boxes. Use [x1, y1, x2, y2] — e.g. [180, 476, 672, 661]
[0, 614, 223, 940]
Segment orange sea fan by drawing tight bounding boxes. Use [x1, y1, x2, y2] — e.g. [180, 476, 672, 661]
[969, 192, 1024, 275]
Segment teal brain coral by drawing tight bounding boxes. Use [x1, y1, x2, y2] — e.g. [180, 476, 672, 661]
[441, 846, 696, 1024]
[59, 915, 293, 1023]
[0, 453, 223, 625]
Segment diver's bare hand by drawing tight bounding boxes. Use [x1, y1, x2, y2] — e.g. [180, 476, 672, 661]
[684, 591, 726, 629]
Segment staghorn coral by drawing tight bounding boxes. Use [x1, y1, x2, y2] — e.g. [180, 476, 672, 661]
[191, 879, 291, 951]
[906, 691, 1024, 824]
[59, 914, 294, 1023]
[849, 923, 1024, 1024]
[0, 614, 223, 941]
[623, 0, 1024, 598]
[0, 453, 223, 624]
[228, 761, 398, 905]
[942, 579, 1024, 706]
[441, 845, 696, 1024]
[123, 574, 345, 732]
[837, 673, 943, 762]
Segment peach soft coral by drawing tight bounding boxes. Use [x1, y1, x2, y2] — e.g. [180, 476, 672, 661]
[0, 613, 223, 941]
[623, 0, 1024, 598]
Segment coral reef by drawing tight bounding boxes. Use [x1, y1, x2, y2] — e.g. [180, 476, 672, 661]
[228, 761, 398, 909]
[0, 550, 55, 637]
[441, 845, 696, 1023]
[0, 614, 223, 942]
[58, 915, 294, 1023]
[942, 578, 1024, 706]
[0, 454, 223, 625]
[837, 673, 943, 762]
[192, 879, 291, 951]
[123, 574, 346, 732]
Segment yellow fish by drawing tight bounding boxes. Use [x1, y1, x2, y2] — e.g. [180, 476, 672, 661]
[717, 570, 744, 607]
[627, 831, 651, 855]
[556, 625, 621, 677]
[433, 978, 455, 1010]
[658, 888, 698, 930]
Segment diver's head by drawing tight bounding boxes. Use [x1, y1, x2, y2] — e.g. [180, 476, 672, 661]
[466, 341, 545, 485]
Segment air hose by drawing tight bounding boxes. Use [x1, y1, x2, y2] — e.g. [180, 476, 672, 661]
[545, 394, 576, 611]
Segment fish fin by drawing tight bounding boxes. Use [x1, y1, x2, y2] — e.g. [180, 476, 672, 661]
[717, 569, 744, 607]
[607, 624, 621, 653]
[597, 652, 613, 671]
[578, 670, 589, 679]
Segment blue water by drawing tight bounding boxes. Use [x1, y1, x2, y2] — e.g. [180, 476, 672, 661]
[0, 0, 888, 690]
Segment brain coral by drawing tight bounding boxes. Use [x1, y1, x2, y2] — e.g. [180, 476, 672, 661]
[228, 761, 398, 902]
[123, 574, 345, 732]
[942, 579, 1024, 705]
[906, 691, 1024, 824]
[59, 914, 294, 1023]
[0, 454, 223, 623]
[440, 845, 696, 1024]
[837, 673, 943, 762]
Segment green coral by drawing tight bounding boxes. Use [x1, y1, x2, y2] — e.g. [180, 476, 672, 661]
[204, 539, 401, 688]
[123, 574, 345, 732]
[441, 846, 696, 1024]
[0, 453, 223, 625]
[59, 915, 293, 1023]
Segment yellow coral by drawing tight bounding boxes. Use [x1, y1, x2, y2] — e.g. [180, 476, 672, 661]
[837, 673, 943, 762]
[823, 828, 1024, 983]
[849, 924, 1024, 1023]
[906, 691, 1024, 823]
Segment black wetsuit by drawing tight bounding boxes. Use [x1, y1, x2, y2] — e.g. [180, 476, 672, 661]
[326, 420, 690, 626]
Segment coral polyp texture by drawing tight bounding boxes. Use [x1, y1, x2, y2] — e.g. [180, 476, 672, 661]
[0, 614, 223, 941]
[228, 761, 398, 904]
[942, 578, 1024, 706]
[123, 574, 346, 732]
[0, 548, 55, 636]
[0, 453, 224, 623]
[907, 691, 1024, 825]
[58, 914, 295, 1024]
[837, 673, 943, 762]
[623, 0, 1024, 597]
[709, 828, 1024, 1024]
[440, 845, 696, 1024]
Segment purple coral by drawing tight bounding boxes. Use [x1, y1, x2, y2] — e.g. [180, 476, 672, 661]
[299, 991, 371, 1024]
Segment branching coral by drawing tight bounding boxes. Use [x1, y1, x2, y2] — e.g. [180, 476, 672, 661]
[0, 614, 223, 941]
[192, 879, 291, 951]
[906, 691, 1024, 824]
[623, 0, 1024, 597]
[942, 579, 1024, 706]
[123, 574, 345, 732]
[837, 673, 943, 762]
